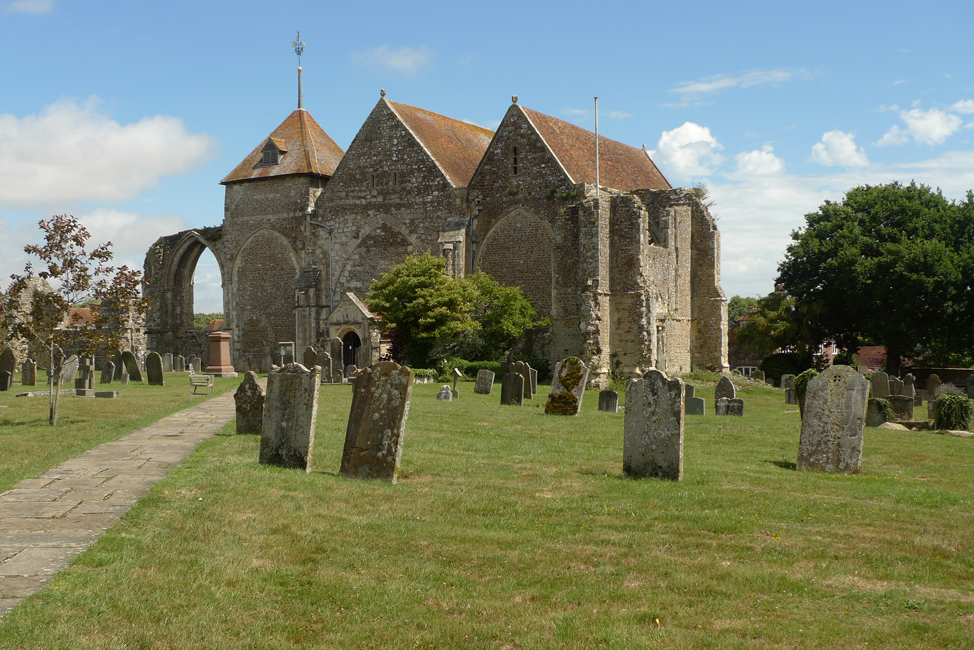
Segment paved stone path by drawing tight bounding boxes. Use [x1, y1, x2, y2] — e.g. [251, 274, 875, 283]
[0, 390, 237, 617]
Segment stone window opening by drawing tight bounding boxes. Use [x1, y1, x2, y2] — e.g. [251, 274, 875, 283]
[513, 146, 519, 175]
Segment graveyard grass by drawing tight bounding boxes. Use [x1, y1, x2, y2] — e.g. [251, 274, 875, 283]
[2, 376, 973, 648]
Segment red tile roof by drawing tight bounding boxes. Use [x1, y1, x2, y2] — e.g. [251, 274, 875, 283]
[221, 110, 344, 184]
[387, 100, 494, 187]
[519, 106, 671, 191]
[65, 307, 94, 327]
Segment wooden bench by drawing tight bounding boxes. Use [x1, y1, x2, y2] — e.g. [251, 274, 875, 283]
[188, 367, 213, 395]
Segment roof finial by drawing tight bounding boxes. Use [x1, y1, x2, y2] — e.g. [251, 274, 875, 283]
[512, 95, 518, 104]
[292, 32, 305, 109]
[380, 88, 386, 98]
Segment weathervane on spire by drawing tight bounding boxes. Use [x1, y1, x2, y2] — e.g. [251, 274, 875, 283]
[292, 32, 305, 109]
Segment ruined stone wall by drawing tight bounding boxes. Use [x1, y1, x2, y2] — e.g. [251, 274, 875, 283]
[689, 198, 729, 371]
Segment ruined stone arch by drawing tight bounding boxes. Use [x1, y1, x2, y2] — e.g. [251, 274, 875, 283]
[335, 221, 419, 299]
[475, 208, 554, 317]
[231, 228, 300, 360]
[163, 230, 224, 332]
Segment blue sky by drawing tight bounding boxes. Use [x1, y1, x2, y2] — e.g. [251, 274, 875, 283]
[2, 0, 973, 313]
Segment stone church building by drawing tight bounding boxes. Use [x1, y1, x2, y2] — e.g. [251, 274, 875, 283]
[144, 91, 728, 386]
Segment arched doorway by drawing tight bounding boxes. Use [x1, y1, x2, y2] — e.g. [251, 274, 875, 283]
[342, 331, 361, 368]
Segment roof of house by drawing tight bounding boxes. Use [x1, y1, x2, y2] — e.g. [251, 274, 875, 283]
[65, 307, 94, 327]
[386, 100, 495, 188]
[519, 106, 671, 191]
[221, 109, 345, 184]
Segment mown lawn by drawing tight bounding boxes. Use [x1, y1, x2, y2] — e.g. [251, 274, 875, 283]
[1, 375, 972, 649]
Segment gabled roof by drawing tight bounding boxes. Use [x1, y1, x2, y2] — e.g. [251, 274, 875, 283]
[221, 109, 344, 185]
[519, 106, 671, 191]
[386, 100, 494, 187]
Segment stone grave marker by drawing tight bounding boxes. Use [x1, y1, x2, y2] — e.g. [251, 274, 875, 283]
[303, 346, 318, 371]
[100, 361, 115, 384]
[113, 351, 125, 380]
[500, 372, 523, 406]
[598, 389, 619, 413]
[146, 352, 165, 386]
[21, 359, 36, 386]
[685, 384, 695, 399]
[191, 357, 202, 373]
[888, 395, 914, 420]
[685, 396, 705, 415]
[234, 371, 265, 435]
[451, 367, 463, 399]
[623, 369, 684, 480]
[259, 363, 321, 470]
[340, 361, 414, 483]
[545, 357, 590, 416]
[0, 348, 16, 388]
[926, 374, 941, 395]
[61, 355, 80, 384]
[529, 368, 538, 396]
[889, 376, 903, 396]
[174, 355, 186, 372]
[121, 351, 142, 382]
[967, 375, 974, 398]
[752, 370, 765, 382]
[866, 399, 892, 427]
[781, 374, 796, 390]
[511, 361, 534, 399]
[474, 369, 494, 394]
[903, 374, 916, 399]
[797, 365, 869, 473]
[0, 371, 11, 391]
[345, 365, 357, 381]
[714, 376, 735, 402]
[162, 353, 173, 373]
[436, 385, 453, 401]
[716, 397, 744, 416]
[318, 351, 333, 383]
[120, 374, 129, 384]
[785, 388, 799, 405]
[871, 371, 889, 398]
[76, 355, 96, 396]
[261, 353, 273, 373]
[329, 338, 343, 381]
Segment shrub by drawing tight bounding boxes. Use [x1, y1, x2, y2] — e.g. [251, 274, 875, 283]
[935, 382, 964, 397]
[463, 361, 503, 378]
[934, 394, 973, 431]
[760, 353, 800, 386]
[411, 368, 437, 381]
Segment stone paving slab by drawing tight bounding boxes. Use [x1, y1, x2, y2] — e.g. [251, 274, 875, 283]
[0, 389, 237, 618]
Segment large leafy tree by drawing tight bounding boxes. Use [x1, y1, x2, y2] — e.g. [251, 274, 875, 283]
[0, 216, 149, 425]
[776, 182, 974, 375]
[462, 271, 539, 361]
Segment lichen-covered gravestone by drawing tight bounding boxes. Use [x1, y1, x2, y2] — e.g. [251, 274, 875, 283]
[797, 365, 869, 473]
[871, 371, 889, 398]
[0, 348, 16, 390]
[234, 371, 265, 435]
[21, 359, 36, 386]
[716, 397, 744, 416]
[714, 376, 735, 402]
[259, 364, 320, 470]
[100, 361, 115, 385]
[623, 369, 684, 480]
[500, 372, 523, 406]
[61, 355, 80, 384]
[598, 389, 619, 413]
[146, 352, 165, 386]
[544, 357, 590, 416]
[340, 361, 414, 483]
[436, 385, 453, 401]
[474, 369, 495, 394]
[121, 350, 142, 382]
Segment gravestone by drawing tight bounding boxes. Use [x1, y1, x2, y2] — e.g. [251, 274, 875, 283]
[76, 355, 95, 396]
[927, 400, 937, 420]
[21, 359, 36, 386]
[100, 361, 115, 384]
[797, 365, 869, 473]
[716, 397, 744, 416]
[781, 374, 796, 390]
[529, 368, 538, 396]
[785, 388, 799, 405]
[162, 353, 173, 373]
[345, 365, 357, 381]
[234, 371, 265, 435]
[303, 346, 318, 371]
[61, 355, 80, 384]
[545, 357, 590, 416]
[113, 351, 125, 380]
[714, 376, 736, 402]
[120, 374, 129, 384]
[511, 361, 534, 399]
[474, 369, 494, 394]
[598, 390, 619, 413]
[866, 398, 892, 427]
[888, 395, 914, 420]
[451, 367, 463, 398]
[94, 391, 118, 399]
[0, 371, 11, 391]
[685, 384, 695, 399]
[752, 370, 765, 383]
[685, 396, 705, 415]
[259, 364, 321, 470]
[967, 375, 974, 398]
[623, 369, 684, 480]
[319, 351, 333, 383]
[146, 352, 165, 386]
[436, 385, 453, 401]
[329, 338, 343, 382]
[903, 374, 916, 399]
[888, 376, 903, 396]
[926, 374, 941, 395]
[261, 353, 273, 373]
[174, 355, 186, 372]
[870, 371, 890, 398]
[187, 354, 199, 372]
[500, 372, 523, 406]
[340, 361, 414, 483]
[0, 348, 16, 389]
[121, 350, 142, 382]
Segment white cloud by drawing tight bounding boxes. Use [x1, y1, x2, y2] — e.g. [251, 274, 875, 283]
[732, 145, 785, 177]
[0, 98, 216, 207]
[810, 131, 869, 167]
[6, 0, 52, 13]
[609, 111, 633, 120]
[950, 100, 974, 114]
[352, 45, 432, 77]
[672, 68, 811, 98]
[649, 122, 725, 178]
[876, 107, 963, 146]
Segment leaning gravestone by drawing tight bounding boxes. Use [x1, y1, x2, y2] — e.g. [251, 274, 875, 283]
[871, 371, 890, 398]
[61, 355, 80, 384]
[529, 368, 538, 396]
[624, 369, 684, 480]
[500, 372, 524, 406]
[474, 369, 495, 394]
[797, 365, 869, 473]
[146, 352, 165, 386]
[162, 352, 173, 373]
[340, 362, 414, 483]
[234, 371, 265, 435]
[545, 357, 590, 416]
[0, 371, 11, 391]
[100, 361, 115, 384]
[685, 396, 705, 415]
[436, 385, 453, 401]
[121, 350, 142, 382]
[174, 355, 186, 372]
[21, 359, 36, 386]
[0, 348, 16, 389]
[716, 397, 744, 416]
[259, 364, 320, 470]
[303, 346, 317, 371]
[926, 374, 942, 396]
[598, 389, 619, 413]
[714, 376, 736, 402]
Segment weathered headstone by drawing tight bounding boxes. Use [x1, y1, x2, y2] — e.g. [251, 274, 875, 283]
[21, 359, 36, 386]
[927, 400, 937, 420]
[888, 376, 903, 396]
[797, 365, 869, 473]
[598, 389, 619, 413]
[752, 370, 765, 383]
[714, 376, 736, 401]
[785, 388, 798, 405]
[500, 372, 523, 406]
[436, 385, 453, 401]
[866, 398, 892, 427]
[76, 355, 96, 396]
[174, 355, 186, 372]
[474, 369, 495, 394]
[888, 395, 914, 420]
[345, 365, 357, 381]
[261, 353, 273, 373]
[0, 348, 16, 389]
[903, 374, 916, 399]
[234, 371, 265, 435]
[685, 384, 695, 399]
[318, 351, 333, 383]
[95, 391, 118, 399]
[512, 361, 534, 399]
[544, 357, 590, 416]
[303, 346, 318, 371]
[61, 355, 80, 384]
[529, 368, 538, 396]
[329, 338, 343, 381]
[120, 374, 130, 385]
[162, 353, 173, 373]
[340, 361, 414, 483]
[121, 350, 142, 382]
[0, 371, 11, 391]
[685, 396, 705, 415]
[716, 397, 744, 416]
[100, 361, 115, 384]
[146, 352, 165, 386]
[781, 374, 796, 390]
[623, 369, 684, 480]
[259, 363, 321, 470]
[926, 374, 941, 395]
[113, 351, 125, 380]
[871, 371, 890, 398]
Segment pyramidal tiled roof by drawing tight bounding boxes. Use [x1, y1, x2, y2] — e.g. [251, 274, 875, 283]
[519, 106, 671, 191]
[221, 109, 345, 184]
[387, 100, 494, 188]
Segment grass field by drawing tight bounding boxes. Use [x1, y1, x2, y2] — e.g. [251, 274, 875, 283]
[1, 374, 972, 648]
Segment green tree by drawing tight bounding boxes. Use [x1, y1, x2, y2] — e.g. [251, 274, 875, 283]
[776, 182, 974, 375]
[734, 290, 824, 370]
[462, 271, 539, 360]
[727, 295, 759, 329]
